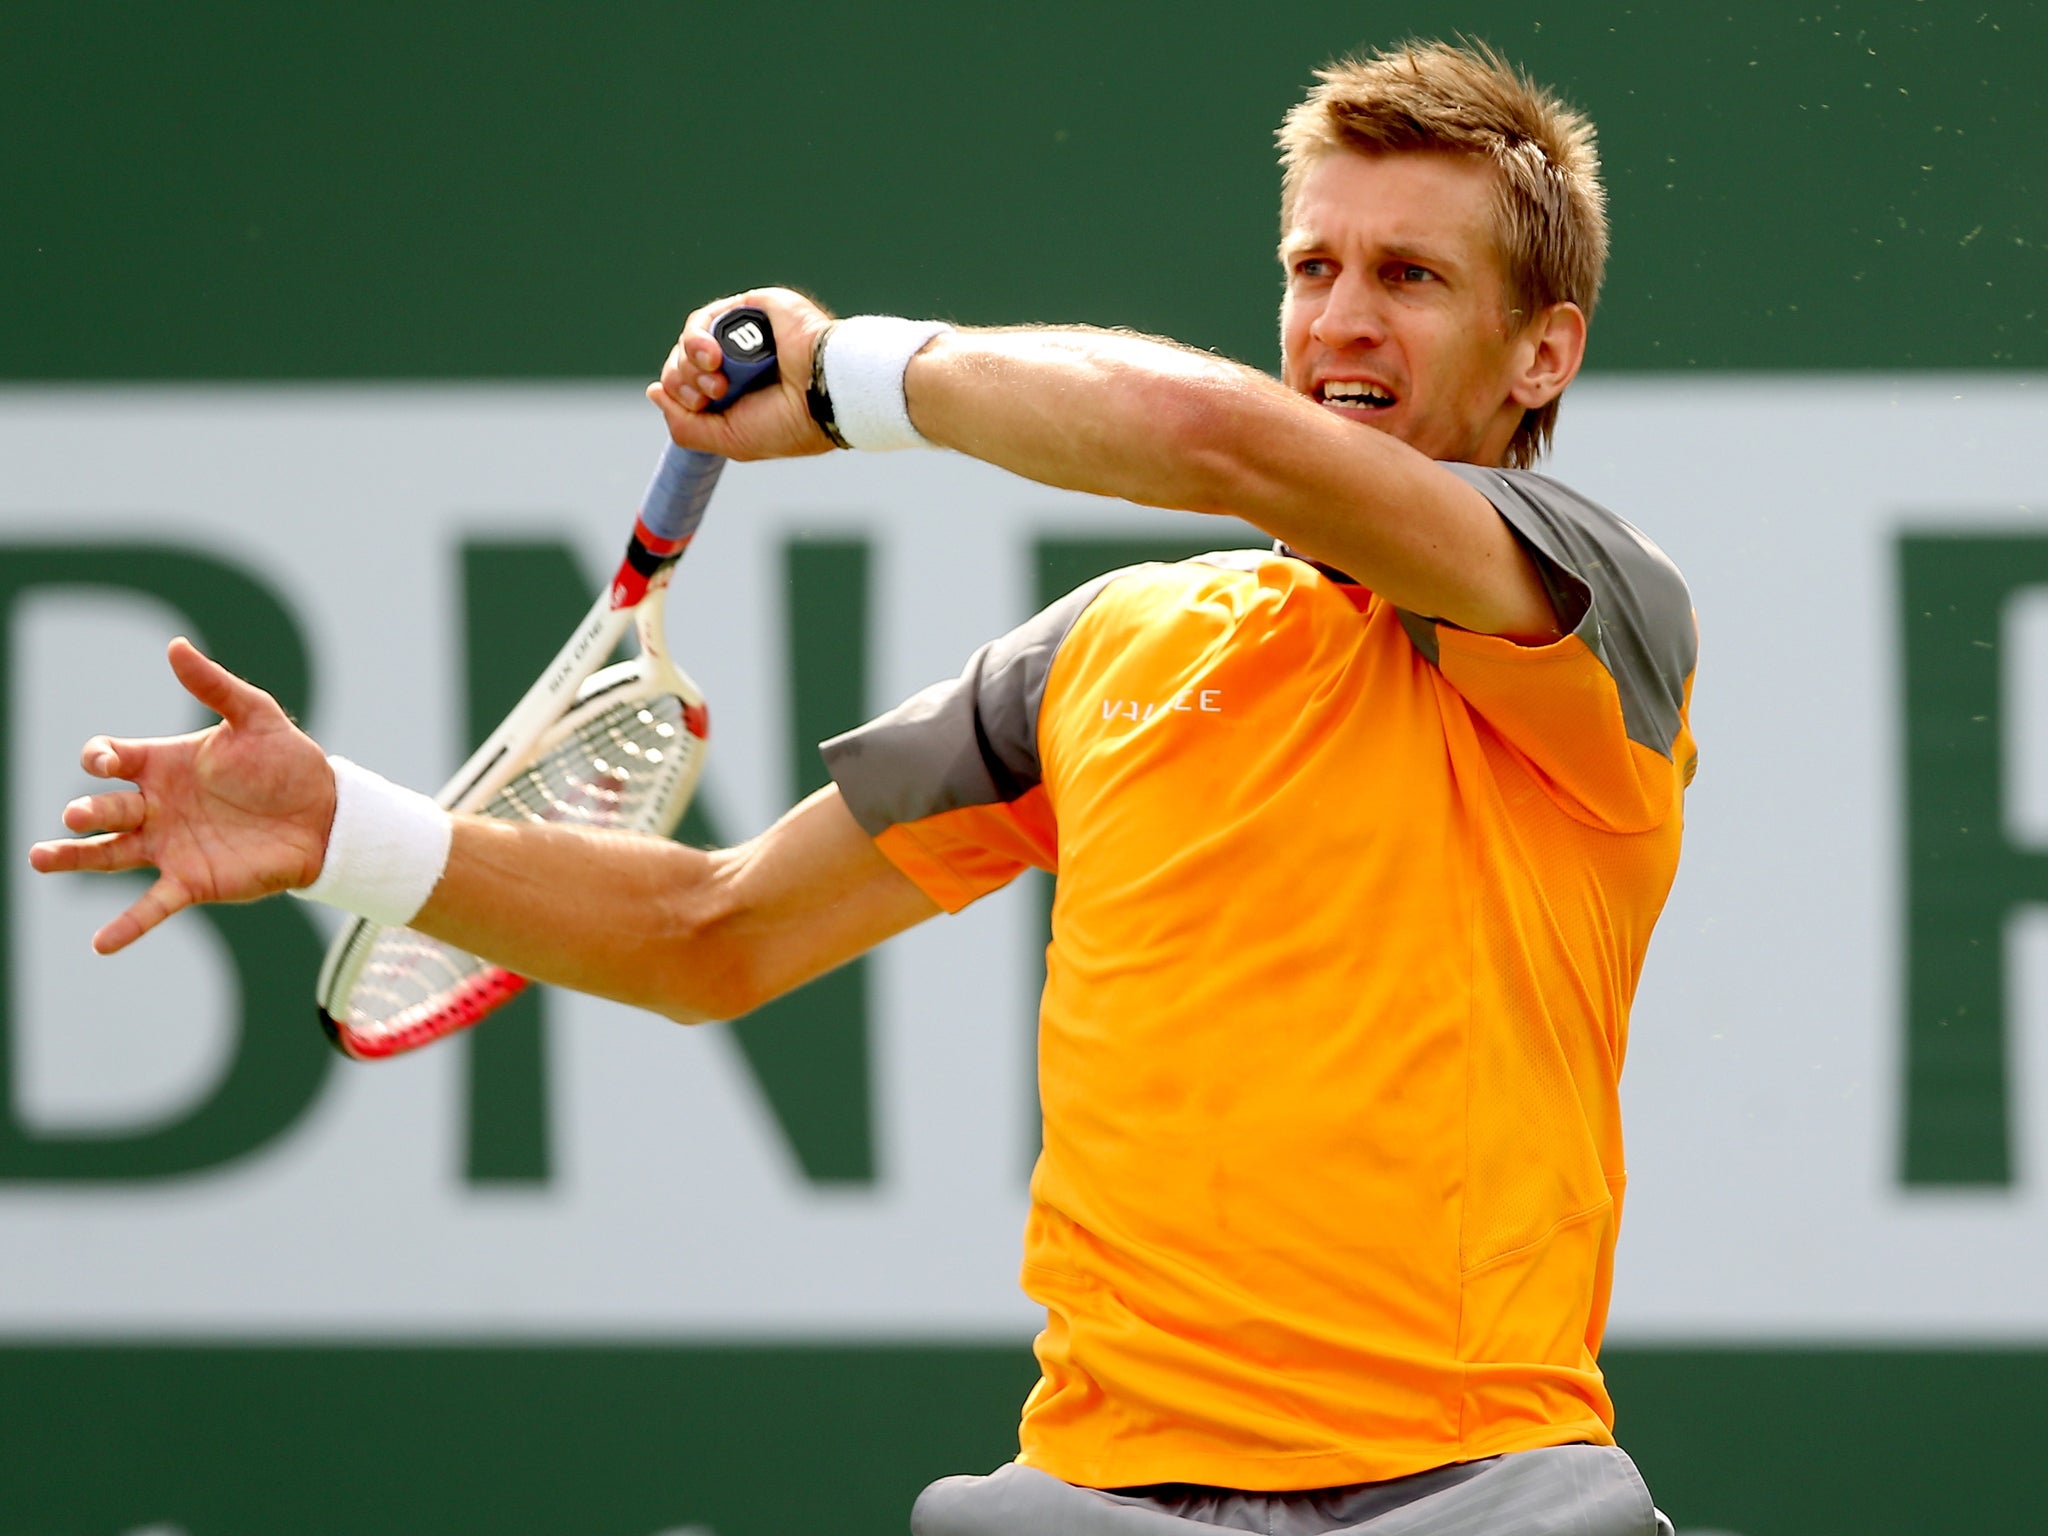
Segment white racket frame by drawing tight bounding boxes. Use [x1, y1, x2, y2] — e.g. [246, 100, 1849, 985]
[314, 563, 703, 1056]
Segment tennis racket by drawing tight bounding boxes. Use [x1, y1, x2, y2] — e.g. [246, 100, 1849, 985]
[314, 306, 779, 1060]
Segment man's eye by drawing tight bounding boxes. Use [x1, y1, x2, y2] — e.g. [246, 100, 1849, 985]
[1393, 264, 1436, 283]
[1294, 258, 1333, 279]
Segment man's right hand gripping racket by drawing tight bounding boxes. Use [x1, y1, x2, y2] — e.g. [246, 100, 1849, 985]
[315, 307, 778, 1060]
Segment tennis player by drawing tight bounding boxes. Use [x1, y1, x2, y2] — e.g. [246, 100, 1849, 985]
[36, 40, 1689, 1536]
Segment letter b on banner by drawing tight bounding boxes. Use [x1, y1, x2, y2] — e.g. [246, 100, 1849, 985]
[0, 544, 332, 1180]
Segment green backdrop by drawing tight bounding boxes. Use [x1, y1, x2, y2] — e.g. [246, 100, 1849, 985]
[0, 1345, 2040, 1534]
[5, 2, 2043, 380]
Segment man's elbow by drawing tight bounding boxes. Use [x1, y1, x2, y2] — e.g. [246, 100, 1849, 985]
[641, 878, 772, 1025]
[1148, 374, 1293, 517]
[653, 971, 767, 1027]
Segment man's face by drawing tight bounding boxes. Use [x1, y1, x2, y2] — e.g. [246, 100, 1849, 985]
[1279, 149, 1532, 466]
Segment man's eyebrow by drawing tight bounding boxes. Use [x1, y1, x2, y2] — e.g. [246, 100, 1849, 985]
[1381, 240, 1468, 274]
[1276, 231, 1473, 274]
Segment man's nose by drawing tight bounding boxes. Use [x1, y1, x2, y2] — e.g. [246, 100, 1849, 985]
[1309, 271, 1388, 350]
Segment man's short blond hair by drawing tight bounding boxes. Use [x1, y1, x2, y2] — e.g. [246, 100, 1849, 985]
[1277, 40, 1607, 467]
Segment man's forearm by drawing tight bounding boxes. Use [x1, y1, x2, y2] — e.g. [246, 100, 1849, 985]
[413, 819, 743, 1023]
[900, 325, 1558, 639]
[407, 786, 939, 1025]
[903, 326, 1294, 515]
[649, 290, 1559, 638]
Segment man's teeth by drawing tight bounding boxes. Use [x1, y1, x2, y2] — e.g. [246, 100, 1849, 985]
[1321, 382, 1395, 407]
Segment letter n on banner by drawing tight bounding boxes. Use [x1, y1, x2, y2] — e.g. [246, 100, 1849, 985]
[1899, 531, 2048, 1186]
[462, 537, 875, 1187]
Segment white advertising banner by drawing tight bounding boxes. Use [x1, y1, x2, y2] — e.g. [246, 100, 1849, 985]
[2, 378, 2045, 1341]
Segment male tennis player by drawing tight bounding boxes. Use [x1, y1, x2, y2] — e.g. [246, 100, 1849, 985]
[36, 40, 1688, 1536]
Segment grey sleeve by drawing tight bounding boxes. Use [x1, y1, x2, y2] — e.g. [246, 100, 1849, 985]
[820, 571, 1123, 837]
[1430, 463, 1698, 758]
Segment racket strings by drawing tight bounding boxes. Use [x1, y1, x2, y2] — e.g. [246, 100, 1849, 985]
[335, 690, 702, 1047]
[345, 931, 516, 1048]
[487, 695, 697, 830]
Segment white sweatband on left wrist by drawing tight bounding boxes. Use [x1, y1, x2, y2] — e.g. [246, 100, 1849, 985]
[819, 316, 953, 451]
[291, 756, 454, 927]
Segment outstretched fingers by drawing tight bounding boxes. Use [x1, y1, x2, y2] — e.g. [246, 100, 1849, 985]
[79, 733, 146, 781]
[62, 790, 146, 836]
[166, 636, 281, 730]
[33, 640, 299, 953]
[93, 873, 194, 955]
[29, 829, 142, 875]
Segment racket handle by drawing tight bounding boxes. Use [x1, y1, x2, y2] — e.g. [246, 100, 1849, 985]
[635, 307, 781, 548]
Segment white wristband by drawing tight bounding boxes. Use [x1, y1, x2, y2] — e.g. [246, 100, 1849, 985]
[291, 756, 454, 927]
[820, 316, 952, 451]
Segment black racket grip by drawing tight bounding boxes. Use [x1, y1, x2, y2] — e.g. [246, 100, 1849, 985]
[633, 308, 781, 550]
[704, 306, 779, 413]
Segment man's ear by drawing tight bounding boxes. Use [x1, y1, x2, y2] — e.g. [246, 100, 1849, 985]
[1509, 302, 1587, 411]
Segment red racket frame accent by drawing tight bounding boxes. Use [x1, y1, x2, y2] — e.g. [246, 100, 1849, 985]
[321, 967, 530, 1061]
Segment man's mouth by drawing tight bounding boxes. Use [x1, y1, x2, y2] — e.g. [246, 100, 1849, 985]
[1315, 380, 1397, 410]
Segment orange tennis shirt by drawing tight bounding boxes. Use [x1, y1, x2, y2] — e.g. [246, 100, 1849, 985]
[823, 465, 1698, 1490]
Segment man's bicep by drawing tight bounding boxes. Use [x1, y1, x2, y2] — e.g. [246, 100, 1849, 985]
[718, 786, 942, 1015]
[1409, 469, 1699, 830]
[1352, 466, 1564, 641]
[1222, 414, 1566, 641]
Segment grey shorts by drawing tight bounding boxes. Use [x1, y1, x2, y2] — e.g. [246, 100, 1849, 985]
[911, 1444, 1675, 1536]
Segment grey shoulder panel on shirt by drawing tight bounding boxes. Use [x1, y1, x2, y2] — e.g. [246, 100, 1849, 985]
[1439, 462, 1697, 758]
[820, 569, 1126, 836]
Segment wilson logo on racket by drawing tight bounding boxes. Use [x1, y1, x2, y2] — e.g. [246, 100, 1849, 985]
[725, 320, 766, 355]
